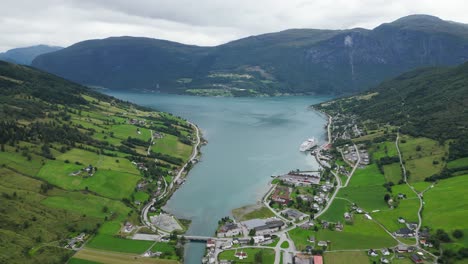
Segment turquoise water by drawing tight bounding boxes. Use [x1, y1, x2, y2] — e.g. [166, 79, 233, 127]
[105, 92, 330, 263]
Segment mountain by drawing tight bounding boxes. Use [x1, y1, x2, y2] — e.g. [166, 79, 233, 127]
[32, 15, 468, 95]
[0, 60, 194, 263]
[0, 45, 63, 65]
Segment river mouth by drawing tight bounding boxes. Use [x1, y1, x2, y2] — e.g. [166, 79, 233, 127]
[104, 92, 331, 263]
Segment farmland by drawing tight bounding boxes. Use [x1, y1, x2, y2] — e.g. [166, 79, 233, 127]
[152, 134, 193, 161]
[71, 249, 179, 264]
[324, 251, 371, 264]
[398, 136, 447, 182]
[290, 216, 396, 251]
[218, 248, 275, 263]
[37, 159, 140, 199]
[319, 198, 351, 223]
[0, 62, 195, 263]
[423, 175, 468, 242]
[86, 235, 154, 254]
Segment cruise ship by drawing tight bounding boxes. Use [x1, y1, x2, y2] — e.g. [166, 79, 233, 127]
[299, 137, 317, 152]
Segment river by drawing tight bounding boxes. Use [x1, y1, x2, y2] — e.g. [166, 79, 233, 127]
[105, 92, 330, 263]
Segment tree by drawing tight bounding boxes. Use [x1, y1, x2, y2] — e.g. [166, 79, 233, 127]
[384, 193, 391, 203]
[453, 229, 464, 239]
[436, 229, 451, 242]
[249, 237, 254, 245]
[249, 229, 256, 236]
[102, 206, 109, 213]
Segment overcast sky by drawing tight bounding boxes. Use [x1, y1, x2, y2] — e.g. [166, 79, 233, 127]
[1, 0, 468, 52]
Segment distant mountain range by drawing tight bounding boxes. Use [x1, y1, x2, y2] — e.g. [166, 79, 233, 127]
[31, 15, 468, 95]
[0, 45, 63, 65]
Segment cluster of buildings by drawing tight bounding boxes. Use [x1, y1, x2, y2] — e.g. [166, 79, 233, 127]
[240, 217, 285, 236]
[132, 161, 149, 171]
[278, 171, 321, 187]
[153, 131, 164, 139]
[70, 164, 96, 177]
[128, 118, 146, 125]
[65, 233, 86, 249]
[217, 222, 242, 237]
[281, 208, 308, 221]
[204, 240, 217, 264]
[271, 186, 292, 205]
[123, 222, 135, 233]
[342, 144, 370, 167]
[393, 217, 419, 237]
[293, 254, 323, 264]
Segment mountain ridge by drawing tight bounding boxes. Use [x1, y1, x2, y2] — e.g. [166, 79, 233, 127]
[32, 15, 468, 95]
[0, 45, 63, 65]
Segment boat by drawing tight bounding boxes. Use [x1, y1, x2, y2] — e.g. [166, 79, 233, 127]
[299, 137, 317, 152]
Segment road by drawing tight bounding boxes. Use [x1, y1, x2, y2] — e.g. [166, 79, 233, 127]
[395, 131, 423, 245]
[395, 130, 439, 262]
[262, 184, 291, 224]
[315, 143, 360, 219]
[169, 121, 200, 190]
[140, 121, 201, 233]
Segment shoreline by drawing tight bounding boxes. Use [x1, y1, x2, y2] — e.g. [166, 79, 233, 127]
[140, 120, 203, 234]
[207, 110, 334, 263]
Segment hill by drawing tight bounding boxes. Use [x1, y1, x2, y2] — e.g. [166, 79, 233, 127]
[0, 60, 195, 263]
[0, 45, 63, 65]
[314, 60, 468, 264]
[32, 15, 468, 96]
[316, 62, 468, 142]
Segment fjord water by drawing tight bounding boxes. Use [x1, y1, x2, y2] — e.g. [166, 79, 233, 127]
[106, 92, 329, 263]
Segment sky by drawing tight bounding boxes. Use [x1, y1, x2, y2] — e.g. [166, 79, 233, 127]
[1, 0, 468, 52]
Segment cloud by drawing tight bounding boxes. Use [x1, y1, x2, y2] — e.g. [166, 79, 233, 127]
[1, 0, 468, 51]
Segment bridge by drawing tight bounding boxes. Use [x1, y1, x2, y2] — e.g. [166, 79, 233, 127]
[180, 235, 228, 242]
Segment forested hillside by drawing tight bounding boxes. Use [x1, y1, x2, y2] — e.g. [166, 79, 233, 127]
[32, 15, 468, 96]
[0, 61, 195, 263]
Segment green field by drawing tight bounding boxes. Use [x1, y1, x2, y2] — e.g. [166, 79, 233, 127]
[289, 215, 397, 251]
[150, 242, 177, 256]
[0, 168, 101, 263]
[57, 149, 140, 175]
[424, 175, 468, 245]
[152, 134, 192, 161]
[383, 163, 402, 183]
[68, 258, 102, 264]
[41, 191, 131, 221]
[232, 205, 275, 221]
[110, 124, 152, 141]
[37, 158, 140, 199]
[319, 198, 352, 223]
[324, 251, 371, 264]
[337, 163, 391, 211]
[347, 164, 386, 187]
[398, 136, 447, 182]
[218, 248, 275, 263]
[371, 141, 398, 160]
[0, 146, 44, 176]
[338, 185, 388, 211]
[134, 191, 150, 203]
[98, 221, 122, 235]
[86, 235, 154, 254]
[369, 183, 420, 232]
[72, 249, 178, 264]
[447, 157, 468, 169]
[280, 241, 289, 249]
[371, 197, 420, 232]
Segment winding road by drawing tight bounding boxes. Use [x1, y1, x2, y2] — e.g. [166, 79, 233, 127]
[140, 121, 201, 233]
